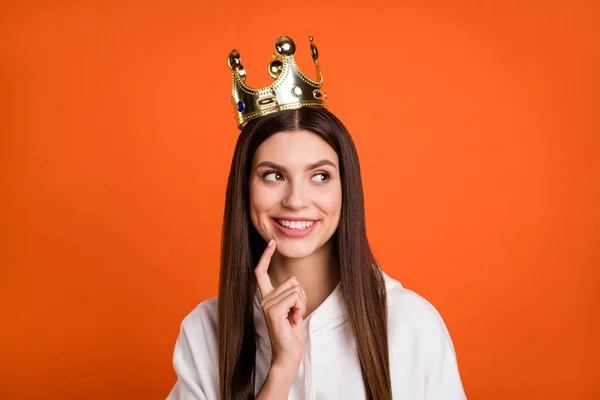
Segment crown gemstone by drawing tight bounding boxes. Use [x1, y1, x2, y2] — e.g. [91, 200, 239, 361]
[313, 89, 325, 100]
[291, 87, 302, 97]
[236, 101, 245, 112]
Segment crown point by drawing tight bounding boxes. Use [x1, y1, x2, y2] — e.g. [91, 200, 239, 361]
[309, 36, 314, 42]
[310, 42, 319, 61]
[268, 59, 283, 79]
[275, 36, 296, 56]
[228, 49, 241, 70]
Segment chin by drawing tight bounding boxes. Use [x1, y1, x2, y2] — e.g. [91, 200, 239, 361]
[275, 240, 318, 259]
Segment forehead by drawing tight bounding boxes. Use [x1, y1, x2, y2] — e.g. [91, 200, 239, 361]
[253, 130, 338, 166]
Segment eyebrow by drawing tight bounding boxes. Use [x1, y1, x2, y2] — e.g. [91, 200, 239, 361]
[255, 159, 337, 172]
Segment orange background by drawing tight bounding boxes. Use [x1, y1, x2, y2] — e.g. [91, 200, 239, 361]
[1, 1, 599, 399]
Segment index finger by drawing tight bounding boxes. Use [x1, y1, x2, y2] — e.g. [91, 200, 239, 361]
[254, 239, 276, 298]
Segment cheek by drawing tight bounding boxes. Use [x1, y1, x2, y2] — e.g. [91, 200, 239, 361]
[316, 185, 342, 217]
[249, 180, 278, 226]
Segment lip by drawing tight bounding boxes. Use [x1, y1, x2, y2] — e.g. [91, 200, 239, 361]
[272, 216, 318, 222]
[271, 218, 319, 238]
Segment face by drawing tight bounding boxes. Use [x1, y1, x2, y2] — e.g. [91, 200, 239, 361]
[249, 130, 342, 259]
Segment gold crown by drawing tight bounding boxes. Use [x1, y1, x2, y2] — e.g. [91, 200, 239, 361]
[227, 35, 328, 129]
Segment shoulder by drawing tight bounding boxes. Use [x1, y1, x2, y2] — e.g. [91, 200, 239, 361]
[172, 296, 219, 377]
[172, 296, 219, 366]
[168, 297, 220, 398]
[178, 296, 219, 338]
[381, 269, 455, 352]
[381, 270, 467, 398]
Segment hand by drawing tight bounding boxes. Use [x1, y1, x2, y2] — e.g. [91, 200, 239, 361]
[254, 239, 308, 378]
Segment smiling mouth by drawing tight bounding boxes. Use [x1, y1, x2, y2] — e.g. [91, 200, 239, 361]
[275, 219, 315, 230]
[270, 218, 319, 238]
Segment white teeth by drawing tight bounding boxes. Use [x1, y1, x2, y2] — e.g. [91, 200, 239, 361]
[277, 219, 315, 230]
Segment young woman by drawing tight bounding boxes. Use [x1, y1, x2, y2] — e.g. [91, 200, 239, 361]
[167, 36, 466, 400]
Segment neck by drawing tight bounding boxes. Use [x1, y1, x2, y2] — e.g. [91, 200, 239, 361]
[268, 238, 340, 318]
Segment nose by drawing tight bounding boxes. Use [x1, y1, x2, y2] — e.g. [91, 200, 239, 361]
[281, 180, 308, 210]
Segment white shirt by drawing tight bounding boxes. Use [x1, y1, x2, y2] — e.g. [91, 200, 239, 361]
[166, 270, 467, 399]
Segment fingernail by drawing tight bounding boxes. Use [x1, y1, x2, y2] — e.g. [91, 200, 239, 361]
[268, 239, 274, 247]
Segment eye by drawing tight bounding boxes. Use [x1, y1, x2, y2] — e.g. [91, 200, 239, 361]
[264, 171, 284, 182]
[311, 172, 331, 183]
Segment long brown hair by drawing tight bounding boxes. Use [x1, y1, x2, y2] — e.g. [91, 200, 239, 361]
[218, 107, 391, 399]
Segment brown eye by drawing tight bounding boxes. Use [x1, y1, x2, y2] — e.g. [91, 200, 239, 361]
[311, 173, 331, 183]
[264, 172, 284, 182]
